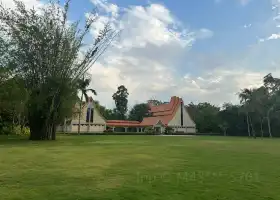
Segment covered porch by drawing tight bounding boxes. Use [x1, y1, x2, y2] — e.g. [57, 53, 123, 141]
[106, 120, 145, 133]
[106, 120, 166, 134]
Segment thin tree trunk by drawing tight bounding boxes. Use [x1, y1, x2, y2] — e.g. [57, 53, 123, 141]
[267, 115, 272, 138]
[78, 93, 83, 135]
[64, 118, 66, 134]
[260, 118, 264, 138]
[246, 113, 251, 137]
[249, 116, 256, 138]
[51, 124, 56, 140]
[266, 108, 273, 138]
[88, 108, 91, 133]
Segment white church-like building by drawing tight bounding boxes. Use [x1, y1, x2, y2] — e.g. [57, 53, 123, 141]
[58, 96, 196, 134]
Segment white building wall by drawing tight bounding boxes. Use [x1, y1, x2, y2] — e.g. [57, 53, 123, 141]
[69, 102, 106, 133]
[89, 124, 106, 133]
[168, 103, 196, 133]
[92, 109, 106, 125]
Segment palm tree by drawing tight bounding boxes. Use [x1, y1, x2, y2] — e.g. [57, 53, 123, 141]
[77, 77, 97, 135]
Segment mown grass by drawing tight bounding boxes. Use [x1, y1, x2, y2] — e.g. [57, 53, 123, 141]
[0, 135, 280, 200]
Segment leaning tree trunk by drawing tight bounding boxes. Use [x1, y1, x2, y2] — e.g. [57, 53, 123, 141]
[246, 113, 251, 137]
[78, 93, 83, 135]
[267, 109, 273, 138]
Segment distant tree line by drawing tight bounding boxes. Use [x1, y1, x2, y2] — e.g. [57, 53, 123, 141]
[187, 74, 280, 137]
[104, 74, 280, 138]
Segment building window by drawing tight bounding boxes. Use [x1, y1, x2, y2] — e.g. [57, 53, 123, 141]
[86, 108, 94, 122]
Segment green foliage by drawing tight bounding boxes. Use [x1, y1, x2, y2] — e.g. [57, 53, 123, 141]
[0, 124, 30, 135]
[186, 73, 280, 137]
[144, 127, 155, 134]
[0, 0, 115, 140]
[128, 103, 151, 122]
[77, 77, 97, 134]
[94, 101, 120, 120]
[164, 126, 174, 135]
[187, 102, 220, 134]
[112, 85, 129, 120]
[147, 99, 164, 106]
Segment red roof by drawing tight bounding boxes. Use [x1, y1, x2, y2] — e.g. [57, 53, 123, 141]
[106, 120, 141, 127]
[105, 96, 182, 127]
[140, 96, 182, 126]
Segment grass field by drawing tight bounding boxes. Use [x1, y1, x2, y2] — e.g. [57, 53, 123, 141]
[0, 135, 280, 200]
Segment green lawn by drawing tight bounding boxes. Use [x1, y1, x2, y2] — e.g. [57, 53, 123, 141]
[0, 135, 280, 200]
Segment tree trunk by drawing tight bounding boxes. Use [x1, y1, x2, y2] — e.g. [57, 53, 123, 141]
[51, 124, 56, 140]
[63, 118, 66, 134]
[267, 115, 272, 138]
[78, 93, 83, 135]
[29, 113, 45, 140]
[29, 124, 45, 140]
[260, 118, 264, 138]
[249, 116, 256, 138]
[246, 113, 251, 137]
[88, 108, 91, 133]
[266, 108, 273, 138]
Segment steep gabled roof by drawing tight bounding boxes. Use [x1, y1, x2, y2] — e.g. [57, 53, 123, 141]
[140, 96, 182, 126]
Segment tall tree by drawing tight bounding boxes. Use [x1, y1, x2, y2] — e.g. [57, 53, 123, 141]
[263, 73, 280, 137]
[250, 87, 269, 137]
[0, 0, 115, 140]
[112, 85, 129, 120]
[128, 103, 151, 122]
[77, 77, 97, 135]
[219, 103, 247, 137]
[239, 88, 253, 137]
[186, 102, 220, 134]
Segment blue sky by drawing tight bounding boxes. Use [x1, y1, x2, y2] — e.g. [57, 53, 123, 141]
[2, 0, 280, 108]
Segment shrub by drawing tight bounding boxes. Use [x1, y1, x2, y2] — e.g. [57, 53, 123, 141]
[0, 125, 30, 136]
[144, 127, 155, 135]
[164, 126, 174, 135]
[104, 128, 113, 133]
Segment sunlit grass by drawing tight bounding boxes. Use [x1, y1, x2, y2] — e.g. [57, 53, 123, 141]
[0, 135, 279, 200]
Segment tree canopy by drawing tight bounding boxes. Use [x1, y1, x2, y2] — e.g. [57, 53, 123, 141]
[128, 103, 151, 122]
[0, 0, 115, 140]
[112, 85, 129, 120]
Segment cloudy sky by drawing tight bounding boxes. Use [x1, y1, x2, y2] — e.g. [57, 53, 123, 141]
[2, 0, 280, 108]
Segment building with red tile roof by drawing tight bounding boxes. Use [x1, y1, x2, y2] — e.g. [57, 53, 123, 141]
[106, 96, 196, 134]
[58, 96, 196, 134]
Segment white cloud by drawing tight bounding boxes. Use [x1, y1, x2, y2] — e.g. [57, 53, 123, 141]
[87, 1, 215, 108]
[259, 0, 280, 42]
[196, 28, 214, 39]
[244, 24, 252, 28]
[87, 0, 280, 108]
[91, 0, 119, 17]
